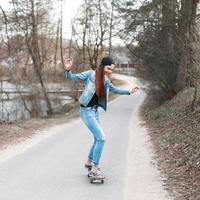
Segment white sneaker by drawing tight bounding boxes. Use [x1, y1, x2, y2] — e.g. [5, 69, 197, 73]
[88, 169, 105, 179]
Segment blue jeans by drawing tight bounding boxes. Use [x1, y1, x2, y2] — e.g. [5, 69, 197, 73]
[80, 106, 105, 166]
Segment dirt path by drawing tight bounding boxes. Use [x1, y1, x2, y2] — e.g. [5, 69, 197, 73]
[125, 100, 173, 200]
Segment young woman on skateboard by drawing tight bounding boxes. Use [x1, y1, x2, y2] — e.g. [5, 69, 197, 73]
[64, 57, 139, 180]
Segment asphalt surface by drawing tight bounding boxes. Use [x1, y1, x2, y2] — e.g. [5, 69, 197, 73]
[0, 75, 172, 200]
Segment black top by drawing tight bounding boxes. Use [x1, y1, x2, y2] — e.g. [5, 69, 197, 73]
[86, 92, 98, 107]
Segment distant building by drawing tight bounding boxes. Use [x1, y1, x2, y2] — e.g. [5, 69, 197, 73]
[103, 46, 143, 69]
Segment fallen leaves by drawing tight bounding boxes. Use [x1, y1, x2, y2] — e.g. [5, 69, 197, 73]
[141, 88, 200, 200]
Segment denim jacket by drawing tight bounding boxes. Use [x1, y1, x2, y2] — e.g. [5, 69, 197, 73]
[64, 70, 130, 111]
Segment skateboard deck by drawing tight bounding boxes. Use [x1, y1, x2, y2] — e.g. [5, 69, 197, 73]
[89, 176, 105, 184]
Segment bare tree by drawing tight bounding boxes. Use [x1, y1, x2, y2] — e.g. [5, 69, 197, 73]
[72, 0, 114, 69]
[11, 0, 54, 115]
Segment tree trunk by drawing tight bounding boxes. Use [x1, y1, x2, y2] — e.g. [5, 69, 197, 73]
[108, 0, 114, 56]
[82, 0, 89, 64]
[30, 0, 53, 115]
[60, 7, 65, 70]
[161, 0, 178, 94]
[54, 17, 60, 73]
[0, 5, 11, 56]
[175, 0, 199, 91]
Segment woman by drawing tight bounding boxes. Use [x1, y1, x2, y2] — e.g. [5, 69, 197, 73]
[64, 56, 139, 179]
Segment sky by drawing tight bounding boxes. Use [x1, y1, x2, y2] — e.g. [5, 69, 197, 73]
[0, 0, 84, 39]
[0, 0, 127, 45]
[54, 0, 84, 38]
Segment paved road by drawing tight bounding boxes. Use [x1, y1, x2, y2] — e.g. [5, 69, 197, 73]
[0, 75, 172, 200]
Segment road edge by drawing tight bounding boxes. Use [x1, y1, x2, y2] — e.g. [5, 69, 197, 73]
[124, 93, 173, 200]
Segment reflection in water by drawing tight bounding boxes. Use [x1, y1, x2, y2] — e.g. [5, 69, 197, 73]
[0, 96, 72, 121]
[0, 81, 72, 121]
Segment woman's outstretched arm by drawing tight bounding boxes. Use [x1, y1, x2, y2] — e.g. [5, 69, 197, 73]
[64, 70, 92, 81]
[108, 80, 139, 95]
[64, 58, 91, 81]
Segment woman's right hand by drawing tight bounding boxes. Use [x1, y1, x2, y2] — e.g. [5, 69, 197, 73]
[64, 58, 73, 71]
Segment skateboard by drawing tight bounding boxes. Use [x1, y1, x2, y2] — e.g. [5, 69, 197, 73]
[86, 166, 105, 184]
[89, 176, 105, 184]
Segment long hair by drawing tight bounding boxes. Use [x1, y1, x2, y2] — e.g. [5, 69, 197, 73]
[95, 64, 106, 100]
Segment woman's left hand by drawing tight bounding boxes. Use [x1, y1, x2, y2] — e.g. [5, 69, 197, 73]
[129, 86, 139, 94]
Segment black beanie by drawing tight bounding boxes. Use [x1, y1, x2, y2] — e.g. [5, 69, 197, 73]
[101, 56, 114, 66]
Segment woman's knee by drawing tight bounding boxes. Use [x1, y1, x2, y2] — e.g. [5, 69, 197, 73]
[96, 135, 106, 143]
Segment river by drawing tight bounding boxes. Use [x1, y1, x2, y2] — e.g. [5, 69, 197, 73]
[0, 81, 73, 121]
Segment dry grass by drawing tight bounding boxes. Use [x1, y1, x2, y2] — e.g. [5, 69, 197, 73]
[141, 87, 200, 200]
[0, 101, 81, 150]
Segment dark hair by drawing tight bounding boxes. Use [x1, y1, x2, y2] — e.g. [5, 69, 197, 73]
[95, 56, 115, 100]
[95, 64, 105, 100]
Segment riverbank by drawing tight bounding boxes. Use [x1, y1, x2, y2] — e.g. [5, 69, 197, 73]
[0, 101, 81, 151]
